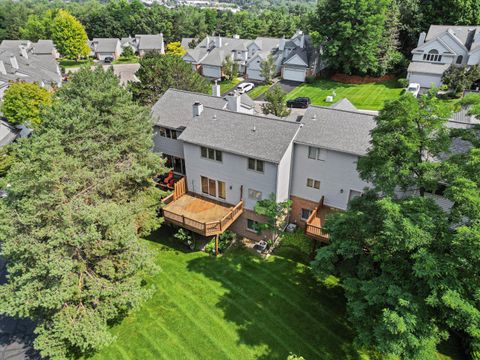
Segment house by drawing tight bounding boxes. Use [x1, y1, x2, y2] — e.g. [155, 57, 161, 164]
[183, 31, 320, 82]
[408, 25, 480, 88]
[151, 87, 374, 243]
[0, 40, 62, 100]
[89, 38, 122, 60]
[0, 120, 20, 147]
[136, 34, 165, 56]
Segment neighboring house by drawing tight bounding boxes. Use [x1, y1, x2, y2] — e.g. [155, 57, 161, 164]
[183, 30, 320, 82]
[289, 102, 374, 239]
[89, 38, 122, 60]
[0, 40, 62, 100]
[0, 120, 20, 147]
[136, 34, 165, 56]
[408, 25, 480, 88]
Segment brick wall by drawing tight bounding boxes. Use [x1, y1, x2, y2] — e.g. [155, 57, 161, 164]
[290, 195, 319, 227]
[229, 209, 271, 242]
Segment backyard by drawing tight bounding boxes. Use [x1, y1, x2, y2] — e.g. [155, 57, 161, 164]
[285, 79, 404, 110]
[89, 227, 464, 360]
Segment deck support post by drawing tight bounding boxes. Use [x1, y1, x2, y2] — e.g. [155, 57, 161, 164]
[215, 234, 219, 256]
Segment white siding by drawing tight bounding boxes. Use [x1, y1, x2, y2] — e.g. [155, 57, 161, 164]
[153, 130, 184, 158]
[276, 139, 294, 203]
[290, 143, 371, 210]
[202, 65, 222, 78]
[183, 142, 278, 210]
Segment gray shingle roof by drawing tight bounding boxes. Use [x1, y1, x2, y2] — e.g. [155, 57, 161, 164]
[330, 98, 358, 112]
[295, 106, 376, 156]
[136, 34, 164, 50]
[0, 120, 19, 147]
[178, 107, 300, 163]
[425, 25, 480, 47]
[91, 38, 119, 53]
[151, 89, 256, 129]
[33, 40, 55, 54]
[407, 61, 450, 75]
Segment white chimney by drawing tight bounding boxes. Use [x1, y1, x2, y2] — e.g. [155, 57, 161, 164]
[9, 56, 18, 70]
[212, 80, 221, 97]
[206, 35, 210, 48]
[279, 36, 285, 51]
[233, 34, 240, 39]
[226, 91, 241, 112]
[0, 61, 6, 75]
[193, 101, 204, 117]
[19, 45, 28, 59]
[417, 32, 427, 47]
[159, 33, 165, 54]
[300, 34, 305, 49]
[217, 35, 222, 48]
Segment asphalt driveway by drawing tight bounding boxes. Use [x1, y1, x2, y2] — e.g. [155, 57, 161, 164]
[255, 79, 301, 100]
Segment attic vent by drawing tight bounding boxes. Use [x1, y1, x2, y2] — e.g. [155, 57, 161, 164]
[252, 125, 256, 132]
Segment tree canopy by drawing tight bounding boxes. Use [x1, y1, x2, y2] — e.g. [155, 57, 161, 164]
[261, 86, 291, 117]
[1, 81, 52, 127]
[0, 67, 166, 359]
[52, 9, 90, 59]
[130, 53, 210, 106]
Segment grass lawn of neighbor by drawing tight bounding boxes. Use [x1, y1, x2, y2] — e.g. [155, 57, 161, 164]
[247, 83, 274, 100]
[218, 78, 242, 94]
[112, 56, 139, 65]
[92, 227, 464, 360]
[285, 79, 404, 110]
[58, 59, 94, 69]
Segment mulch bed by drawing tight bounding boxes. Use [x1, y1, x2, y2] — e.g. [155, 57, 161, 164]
[331, 73, 397, 84]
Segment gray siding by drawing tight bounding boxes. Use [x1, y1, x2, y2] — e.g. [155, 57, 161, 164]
[183, 142, 278, 210]
[153, 130, 184, 158]
[290, 143, 370, 210]
[202, 65, 222, 78]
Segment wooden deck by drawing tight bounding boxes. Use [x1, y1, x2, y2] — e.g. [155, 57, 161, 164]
[305, 196, 333, 242]
[161, 178, 243, 237]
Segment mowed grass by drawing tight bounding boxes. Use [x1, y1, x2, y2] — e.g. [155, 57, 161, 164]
[91, 229, 365, 360]
[285, 79, 404, 110]
[247, 83, 273, 99]
[218, 78, 242, 94]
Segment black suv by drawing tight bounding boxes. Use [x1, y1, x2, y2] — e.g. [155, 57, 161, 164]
[286, 97, 311, 109]
[104, 56, 114, 64]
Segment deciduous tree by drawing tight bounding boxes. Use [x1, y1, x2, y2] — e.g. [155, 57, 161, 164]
[165, 41, 186, 56]
[1, 81, 52, 127]
[259, 54, 276, 84]
[52, 9, 90, 59]
[261, 86, 291, 117]
[0, 67, 166, 359]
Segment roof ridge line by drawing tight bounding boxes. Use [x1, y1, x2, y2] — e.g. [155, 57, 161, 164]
[201, 105, 301, 125]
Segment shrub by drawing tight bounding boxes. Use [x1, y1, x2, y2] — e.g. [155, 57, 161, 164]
[305, 75, 316, 84]
[174, 228, 193, 249]
[398, 78, 409, 88]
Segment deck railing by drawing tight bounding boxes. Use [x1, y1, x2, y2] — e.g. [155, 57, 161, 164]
[305, 196, 329, 242]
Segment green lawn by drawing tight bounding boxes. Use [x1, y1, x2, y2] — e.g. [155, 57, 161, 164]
[112, 56, 139, 65]
[218, 78, 242, 94]
[58, 59, 93, 68]
[91, 228, 464, 359]
[285, 79, 404, 110]
[247, 83, 273, 99]
[91, 228, 366, 360]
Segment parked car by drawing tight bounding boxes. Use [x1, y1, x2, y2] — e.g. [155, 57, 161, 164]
[104, 56, 114, 64]
[286, 97, 311, 109]
[406, 83, 421, 97]
[237, 82, 254, 94]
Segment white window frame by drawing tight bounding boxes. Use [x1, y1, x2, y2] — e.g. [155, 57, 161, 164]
[248, 189, 262, 201]
[301, 208, 312, 221]
[247, 158, 264, 172]
[307, 178, 320, 189]
[308, 146, 327, 161]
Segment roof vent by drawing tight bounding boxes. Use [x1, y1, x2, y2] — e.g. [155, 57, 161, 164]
[252, 125, 256, 132]
[312, 114, 317, 121]
[212, 114, 217, 120]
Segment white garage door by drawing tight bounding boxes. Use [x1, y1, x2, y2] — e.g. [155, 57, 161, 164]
[283, 67, 306, 82]
[247, 68, 264, 81]
[408, 72, 442, 88]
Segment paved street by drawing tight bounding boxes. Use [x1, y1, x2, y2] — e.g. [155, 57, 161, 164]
[0, 257, 39, 360]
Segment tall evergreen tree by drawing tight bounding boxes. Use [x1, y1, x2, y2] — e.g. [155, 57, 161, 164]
[0, 67, 166, 359]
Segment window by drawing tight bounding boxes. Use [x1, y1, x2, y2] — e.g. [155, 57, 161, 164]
[456, 55, 463, 64]
[348, 189, 362, 201]
[307, 178, 320, 189]
[301, 208, 312, 221]
[423, 49, 442, 62]
[248, 189, 262, 200]
[201, 176, 226, 199]
[159, 127, 178, 139]
[248, 158, 264, 172]
[163, 154, 185, 175]
[247, 219, 259, 233]
[218, 181, 226, 199]
[201, 146, 222, 162]
[308, 146, 327, 161]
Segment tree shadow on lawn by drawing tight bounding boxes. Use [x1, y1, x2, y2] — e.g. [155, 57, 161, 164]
[186, 249, 364, 360]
